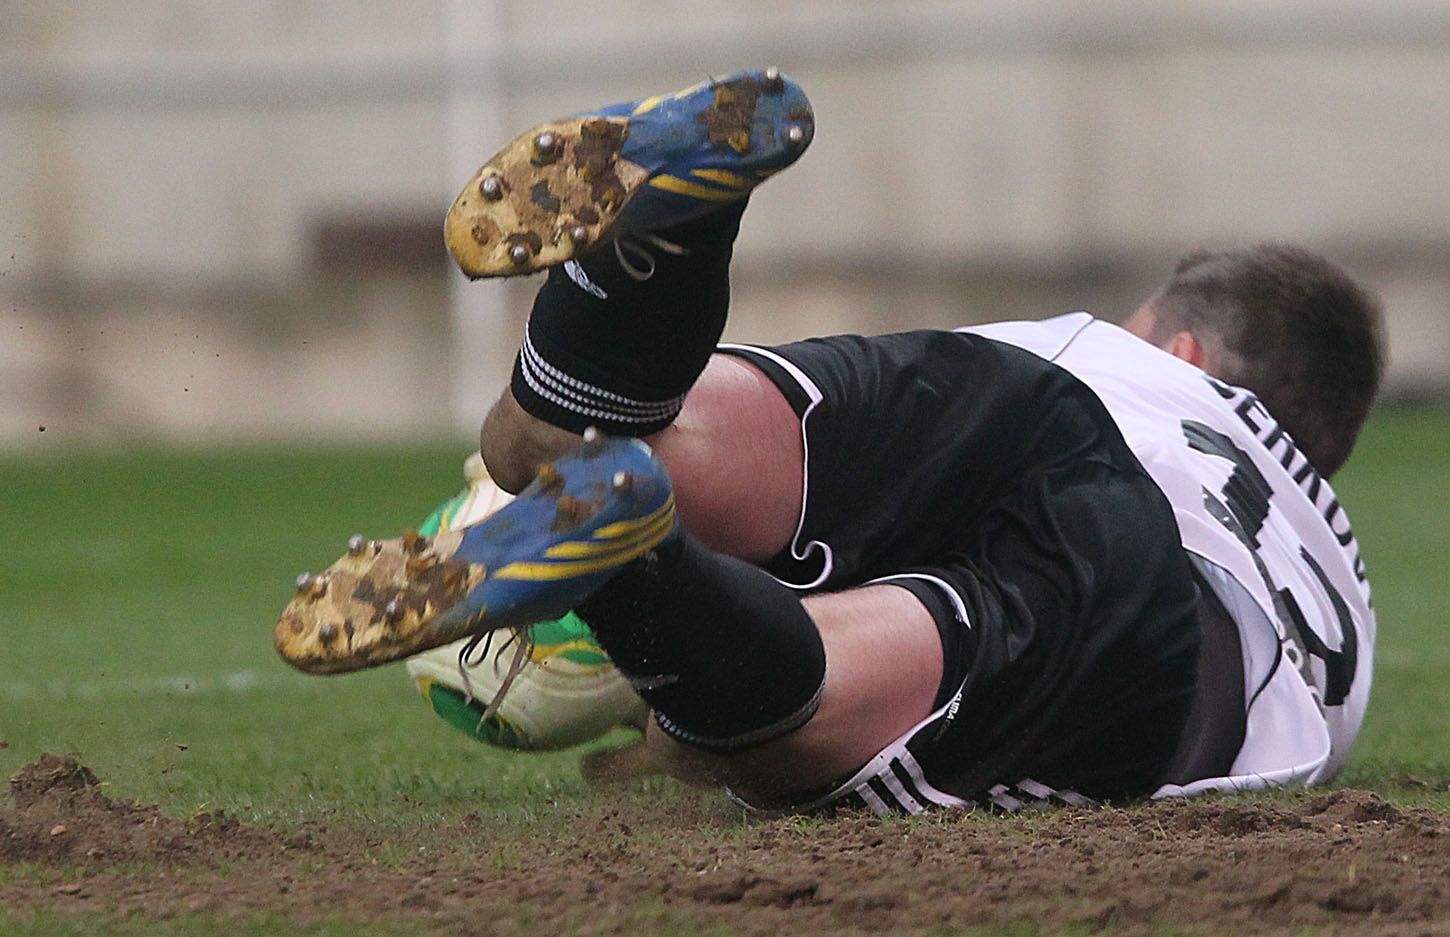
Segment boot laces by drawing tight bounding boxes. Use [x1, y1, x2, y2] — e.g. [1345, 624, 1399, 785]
[613, 233, 689, 281]
[456, 627, 537, 731]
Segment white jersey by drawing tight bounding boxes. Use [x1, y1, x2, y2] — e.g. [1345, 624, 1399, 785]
[961, 313, 1375, 795]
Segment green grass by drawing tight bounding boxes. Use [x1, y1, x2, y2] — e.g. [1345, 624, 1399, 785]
[0, 441, 626, 827]
[1, 409, 1448, 823]
[0, 411, 1447, 933]
[1327, 408, 1450, 799]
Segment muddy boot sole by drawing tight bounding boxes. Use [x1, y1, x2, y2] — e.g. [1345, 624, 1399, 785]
[444, 68, 814, 279]
[275, 531, 488, 674]
[276, 432, 676, 674]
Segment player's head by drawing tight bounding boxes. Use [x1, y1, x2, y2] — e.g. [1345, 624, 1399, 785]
[1123, 244, 1386, 477]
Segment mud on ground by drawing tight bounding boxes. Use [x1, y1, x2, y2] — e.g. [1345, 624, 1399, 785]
[4, 754, 1448, 935]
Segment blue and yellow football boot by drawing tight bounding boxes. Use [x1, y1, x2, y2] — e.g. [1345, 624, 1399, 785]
[444, 67, 814, 278]
[275, 431, 676, 674]
[404, 453, 648, 751]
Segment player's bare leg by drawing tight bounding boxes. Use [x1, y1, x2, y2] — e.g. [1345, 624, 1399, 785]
[275, 68, 946, 802]
[477, 392, 577, 494]
[276, 68, 814, 671]
[643, 584, 944, 804]
[483, 354, 803, 563]
[483, 351, 946, 797]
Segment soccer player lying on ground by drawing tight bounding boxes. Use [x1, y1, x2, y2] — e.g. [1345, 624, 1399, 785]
[275, 69, 1384, 812]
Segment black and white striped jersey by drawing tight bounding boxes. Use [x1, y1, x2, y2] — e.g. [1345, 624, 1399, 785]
[964, 313, 1375, 795]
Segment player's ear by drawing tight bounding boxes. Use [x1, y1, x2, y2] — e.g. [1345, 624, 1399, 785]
[1165, 331, 1207, 369]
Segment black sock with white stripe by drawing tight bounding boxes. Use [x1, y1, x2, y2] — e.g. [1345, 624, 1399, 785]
[511, 201, 748, 436]
[577, 530, 827, 752]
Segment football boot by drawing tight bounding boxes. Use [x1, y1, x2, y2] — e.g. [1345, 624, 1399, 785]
[275, 430, 676, 674]
[404, 453, 646, 750]
[444, 66, 813, 278]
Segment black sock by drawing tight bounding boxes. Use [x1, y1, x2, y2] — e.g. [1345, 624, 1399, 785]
[577, 531, 827, 752]
[511, 201, 747, 437]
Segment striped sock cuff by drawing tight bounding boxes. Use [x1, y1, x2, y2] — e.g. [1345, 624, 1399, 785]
[511, 329, 687, 437]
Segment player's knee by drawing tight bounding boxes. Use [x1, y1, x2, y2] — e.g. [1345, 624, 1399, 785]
[478, 437, 533, 494]
[479, 390, 579, 493]
[644, 720, 725, 788]
[644, 719, 820, 807]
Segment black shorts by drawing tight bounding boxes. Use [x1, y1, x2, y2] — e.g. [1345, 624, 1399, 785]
[720, 331, 1205, 809]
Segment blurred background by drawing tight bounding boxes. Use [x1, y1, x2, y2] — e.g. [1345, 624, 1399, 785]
[4, 0, 1449, 445]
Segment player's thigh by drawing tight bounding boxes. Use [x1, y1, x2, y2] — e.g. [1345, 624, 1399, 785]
[483, 352, 804, 563]
[646, 582, 943, 803]
[649, 353, 804, 564]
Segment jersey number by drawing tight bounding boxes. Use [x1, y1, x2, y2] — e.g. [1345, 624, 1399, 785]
[1183, 421, 1356, 708]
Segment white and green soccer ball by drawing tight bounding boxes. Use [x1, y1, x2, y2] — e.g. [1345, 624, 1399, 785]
[404, 454, 647, 751]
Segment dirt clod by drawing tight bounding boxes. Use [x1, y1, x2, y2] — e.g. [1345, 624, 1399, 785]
[2, 754, 291, 869]
[551, 494, 599, 531]
[529, 180, 562, 213]
[572, 119, 629, 209]
[700, 77, 762, 153]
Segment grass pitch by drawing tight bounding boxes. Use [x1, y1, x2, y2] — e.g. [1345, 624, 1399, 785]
[0, 442, 624, 830]
[0, 408, 1447, 935]
[1323, 407, 1450, 794]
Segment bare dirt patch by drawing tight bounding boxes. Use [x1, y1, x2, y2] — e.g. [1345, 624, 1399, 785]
[4, 754, 1449, 935]
[2, 753, 300, 869]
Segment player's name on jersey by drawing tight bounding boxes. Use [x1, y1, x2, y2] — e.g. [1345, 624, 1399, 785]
[1205, 375, 1368, 591]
